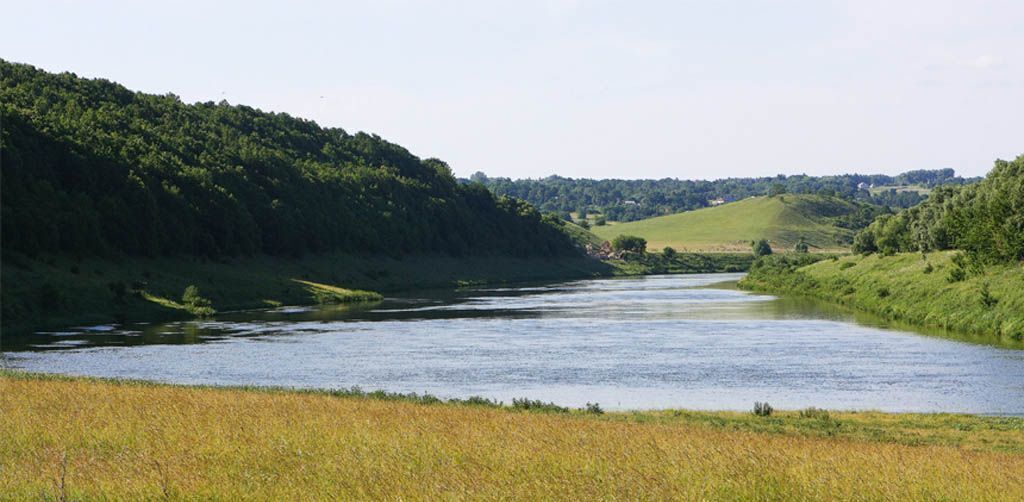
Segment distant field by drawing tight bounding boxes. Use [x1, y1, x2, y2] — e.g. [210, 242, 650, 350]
[592, 195, 856, 252]
[2, 372, 1023, 500]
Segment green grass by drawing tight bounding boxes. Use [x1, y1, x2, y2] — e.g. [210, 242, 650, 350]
[592, 194, 859, 252]
[739, 251, 1024, 346]
[1, 252, 611, 335]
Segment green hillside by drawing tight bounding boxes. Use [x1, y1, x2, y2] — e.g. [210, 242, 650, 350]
[592, 194, 876, 252]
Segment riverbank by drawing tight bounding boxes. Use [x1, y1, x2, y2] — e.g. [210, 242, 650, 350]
[1, 252, 613, 335]
[2, 250, 760, 335]
[738, 251, 1024, 346]
[1, 371, 1022, 500]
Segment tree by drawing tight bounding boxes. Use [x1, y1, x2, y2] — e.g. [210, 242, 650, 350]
[752, 239, 773, 257]
[662, 246, 677, 259]
[768, 184, 787, 197]
[794, 239, 809, 253]
[612, 235, 647, 254]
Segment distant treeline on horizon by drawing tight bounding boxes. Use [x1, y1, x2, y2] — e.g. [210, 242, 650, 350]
[470, 169, 980, 222]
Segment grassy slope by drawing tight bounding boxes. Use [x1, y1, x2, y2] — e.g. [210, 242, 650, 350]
[2, 372, 1022, 500]
[1, 253, 611, 335]
[739, 251, 1024, 345]
[592, 195, 856, 252]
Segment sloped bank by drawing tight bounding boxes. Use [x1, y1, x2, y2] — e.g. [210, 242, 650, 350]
[738, 252, 1024, 347]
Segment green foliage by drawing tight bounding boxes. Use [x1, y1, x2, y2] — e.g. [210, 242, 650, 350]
[511, 398, 570, 413]
[0, 60, 579, 261]
[752, 239, 773, 257]
[662, 246, 677, 259]
[852, 155, 1024, 263]
[611, 235, 647, 254]
[794, 239, 809, 253]
[181, 285, 215, 317]
[594, 216, 607, 226]
[585, 402, 605, 415]
[979, 282, 998, 308]
[753, 402, 774, 417]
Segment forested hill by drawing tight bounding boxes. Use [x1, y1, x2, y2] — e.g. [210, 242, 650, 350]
[0, 60, 578, 259]
[473, 169, 977, 222]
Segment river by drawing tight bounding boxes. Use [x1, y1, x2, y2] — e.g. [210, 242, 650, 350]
[3, 273, 1023, 413]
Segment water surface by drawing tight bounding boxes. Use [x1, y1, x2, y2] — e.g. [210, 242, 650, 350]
[4, 274, 1023, 413]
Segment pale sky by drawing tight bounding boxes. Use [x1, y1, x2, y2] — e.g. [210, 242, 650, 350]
[2, 0, 1021, 179]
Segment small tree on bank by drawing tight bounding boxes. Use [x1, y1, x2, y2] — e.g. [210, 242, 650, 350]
[752, 239, 773, 257]
[612, 235, 647, 255]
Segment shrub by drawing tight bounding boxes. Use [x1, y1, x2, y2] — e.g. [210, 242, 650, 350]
[979, 282, 998, 308]
[585, 402, 604, 415]
[612, 235, 647, 254]
[839, 262, 855, 270]
[662, 246, 677, 259]
[511, 398, 569, 413]
[799, 407, 830, 420]
[947, 266, 967, 283]
[794, 240, 809, 253]
[877, 287, 891, 298]
[753, 401, 773, 417]
[594, 217, 607, 226]
[752, 239, 773, 257]
[182, 285, 216, 317]
[923, 262, 934, 274]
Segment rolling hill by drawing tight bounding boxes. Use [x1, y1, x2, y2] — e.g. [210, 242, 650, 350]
[591, 194, 877, 252]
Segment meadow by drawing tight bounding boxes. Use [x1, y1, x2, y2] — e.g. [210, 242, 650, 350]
[739, 251, 1024, 345]
[2, 371, 1023, 500]
[591, 195, 857, 252]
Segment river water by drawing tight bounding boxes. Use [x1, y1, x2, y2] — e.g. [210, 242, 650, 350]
[3, 273, 1023, 413]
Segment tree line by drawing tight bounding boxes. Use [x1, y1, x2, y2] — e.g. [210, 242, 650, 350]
[853, 155, 1024, 264]
[471, 169, 976, 222]
[0, 60, 579, 260]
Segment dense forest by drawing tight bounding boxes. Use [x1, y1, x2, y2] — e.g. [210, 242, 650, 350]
[473, 169, 976, 222]
[852, 155, 1024, 264]
[0, 60, 579, 260]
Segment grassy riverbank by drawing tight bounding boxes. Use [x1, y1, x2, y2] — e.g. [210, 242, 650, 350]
[1, 252, 612, 335]
[739, 251, 1024, 346]
[1, 371, 1022, 500]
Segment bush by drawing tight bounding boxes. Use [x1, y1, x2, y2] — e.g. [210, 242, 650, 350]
[799, 407, 830, 420]
[876, 287, 891, 298]
[585, 402, 604, 415]
[662, 246, 677, 259]
[752, 239, 773, 257]
[182, 285, 216, 317]
[612, 235, 647, 254]
[753, 401, 774, 417]
[923, 262, 934, 274]
[839, 261, 855, 270]
[980, 283, 998, 308]
[511, 398, 569, 413]
[594, 217, 607, 226]
[794, 240, 809, 253]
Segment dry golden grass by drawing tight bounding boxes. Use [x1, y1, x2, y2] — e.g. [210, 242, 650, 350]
[2, 375, 1023, 500]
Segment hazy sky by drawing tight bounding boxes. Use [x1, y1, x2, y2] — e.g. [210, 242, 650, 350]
[3, 1, 1021, 179]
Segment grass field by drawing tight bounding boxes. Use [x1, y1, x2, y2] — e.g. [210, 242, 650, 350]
[592, 195, 857, 252]
[2, 371, 1022, 500]
[1, 252, 612, 335]
[739, 251, 1024, 346]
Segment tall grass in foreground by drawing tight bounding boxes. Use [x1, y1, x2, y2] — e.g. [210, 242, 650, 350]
[2, 375, 1023, 500]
